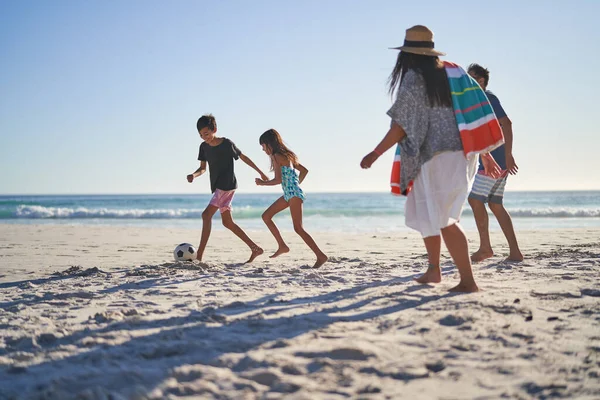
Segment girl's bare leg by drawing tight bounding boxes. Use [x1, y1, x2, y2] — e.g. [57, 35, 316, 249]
[262, 196, 290, 258]
[441, 223, 479, 292]
[197, 205, 219, 261]
[221, 210, 263, 263]
[289, 197, 327, 268]
[415, 235, 442, 283]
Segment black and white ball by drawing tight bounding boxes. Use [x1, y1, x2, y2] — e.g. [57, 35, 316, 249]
[173, 243, 197, 261]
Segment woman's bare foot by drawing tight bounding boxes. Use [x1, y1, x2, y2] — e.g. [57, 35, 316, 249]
[448, 281, 479, 293]
[470, 248, 494, 263]
[269, 245, 289, 258]
[246, 246, 264, 263]
[505, 250, 524, 262]
[312, 254, 328, 268]
[415, 264, 441, 284]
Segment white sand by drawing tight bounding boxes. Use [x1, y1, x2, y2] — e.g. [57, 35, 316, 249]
[0, 223, 599, 399]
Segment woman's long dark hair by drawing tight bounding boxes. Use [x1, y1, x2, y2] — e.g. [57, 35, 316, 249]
[388, 52, 452, 107]
[259, 129, 299, 171]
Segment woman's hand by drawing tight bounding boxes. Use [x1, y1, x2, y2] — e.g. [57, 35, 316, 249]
[360, 152, 379, 169]
[481, 153, 502, 179]
[255, 178, 265, 186]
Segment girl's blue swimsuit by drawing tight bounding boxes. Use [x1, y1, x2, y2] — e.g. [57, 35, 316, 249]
[281, 166, 305, 201]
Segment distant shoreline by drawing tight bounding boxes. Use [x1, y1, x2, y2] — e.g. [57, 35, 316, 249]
[1, 189, 600, 197]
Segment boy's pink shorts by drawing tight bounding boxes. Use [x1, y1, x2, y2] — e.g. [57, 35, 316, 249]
[209, 189, 235, 213]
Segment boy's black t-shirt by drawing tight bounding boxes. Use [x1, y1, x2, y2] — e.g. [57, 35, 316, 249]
[198, 138, 242, 193]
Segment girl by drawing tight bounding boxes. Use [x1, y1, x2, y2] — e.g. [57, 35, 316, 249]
[255, 129, 328, 268]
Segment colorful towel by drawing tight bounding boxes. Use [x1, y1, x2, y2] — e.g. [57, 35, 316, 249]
[443, 61, 504, 157]
[390, 145, 413, 195]
[390, 61, 504, 196]
[390, 145, 405, 195]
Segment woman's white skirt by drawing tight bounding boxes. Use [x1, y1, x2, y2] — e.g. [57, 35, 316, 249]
[405, 151, 478, 237]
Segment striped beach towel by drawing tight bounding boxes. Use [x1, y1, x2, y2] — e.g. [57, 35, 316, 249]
[390, 61, 504, 196]
[443, 61, 504, 157]
[390, 145, 405, 195]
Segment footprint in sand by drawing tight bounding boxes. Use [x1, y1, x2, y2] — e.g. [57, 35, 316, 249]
[295, 347, 374, 361]
[241, 369, 281, 387]
[359, 366, 430, 381]
[530, 290, 581, 300]
[438, 315, 470, 326]
[521, 382, 567, 397]
[581, 288, 600, 297]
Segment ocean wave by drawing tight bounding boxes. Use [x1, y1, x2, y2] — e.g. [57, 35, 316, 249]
[505, 208, 600, 218]
[13, 206, 207, 219]
[10, 205, 396, 220]
[4, 205, 600, 220]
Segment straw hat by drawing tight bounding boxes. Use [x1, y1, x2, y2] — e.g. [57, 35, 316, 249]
[390, 25, 445, 56]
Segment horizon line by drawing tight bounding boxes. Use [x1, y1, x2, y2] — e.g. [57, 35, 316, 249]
[1, 189, 600, 196]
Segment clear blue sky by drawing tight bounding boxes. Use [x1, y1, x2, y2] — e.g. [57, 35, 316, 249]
[1, 1, 598, 194]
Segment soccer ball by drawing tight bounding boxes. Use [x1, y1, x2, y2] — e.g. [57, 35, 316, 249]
[173, 243, 197, 261]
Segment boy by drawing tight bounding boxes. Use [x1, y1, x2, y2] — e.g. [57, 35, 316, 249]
[467, 64, 523, 262]
[187, 114, 268, 263]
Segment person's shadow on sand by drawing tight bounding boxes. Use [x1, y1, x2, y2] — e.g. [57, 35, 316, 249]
[0, 266, 462, 398]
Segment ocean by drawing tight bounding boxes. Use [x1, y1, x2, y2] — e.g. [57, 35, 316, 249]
[1, 191, 599, 233]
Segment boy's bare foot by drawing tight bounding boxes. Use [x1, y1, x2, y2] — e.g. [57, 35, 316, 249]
[448, 281, 479, 293]
[415, 264, 441, 284]
[471, 248, 494, 262]
[246, 246, 264, 263]
[312, 254, 328, 268]
[196, 254, 203, 262]
[269, 246, 289, 258]
[505, 251, 524, 262]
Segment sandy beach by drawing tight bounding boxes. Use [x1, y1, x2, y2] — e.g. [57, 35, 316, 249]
[0, 223, 599, 399]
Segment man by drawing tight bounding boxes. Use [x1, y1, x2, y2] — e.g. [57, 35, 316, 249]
[467, 63, 523, 262]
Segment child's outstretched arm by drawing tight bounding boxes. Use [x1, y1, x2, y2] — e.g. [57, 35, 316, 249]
[360, 122, 407, 169]
[256, 156, 282, 186]
[240, 153, 269, 181]
[295, 163, 308, 184]
[187, 161, 207, 183]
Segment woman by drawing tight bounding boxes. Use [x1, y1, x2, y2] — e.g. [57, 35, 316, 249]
[361, 25, 499, 292]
